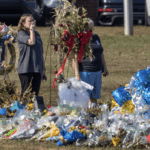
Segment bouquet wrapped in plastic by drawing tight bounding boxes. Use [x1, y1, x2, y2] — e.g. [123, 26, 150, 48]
[58, 77, 93, 109]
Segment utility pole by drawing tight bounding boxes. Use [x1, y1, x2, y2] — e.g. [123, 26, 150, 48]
[145, 0, 150, 26]
[124, 0, 133, 35]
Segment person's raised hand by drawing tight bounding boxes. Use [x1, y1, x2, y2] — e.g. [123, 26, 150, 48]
[30, 20, 35, 31]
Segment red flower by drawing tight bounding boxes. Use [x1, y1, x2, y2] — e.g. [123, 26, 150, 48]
[58, 23, 63, 27]
[54, 48, 58, 51]
[63, 30, 69, 36]
[81, 15, 85, 18]
[54, 44, 58, 51]
[75, 44, 78, 46]
[61, 37, 65, 41]
[47, 105, 51, 109]
[67, 24, 70, 26]
[54, 44, 58, 48]
[55, 70, 58, 74]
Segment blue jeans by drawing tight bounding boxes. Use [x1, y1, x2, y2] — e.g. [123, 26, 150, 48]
[79, 70, 102, 99]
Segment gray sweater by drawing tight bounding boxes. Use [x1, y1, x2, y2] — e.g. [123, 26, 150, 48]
[17, 30, 45, 75]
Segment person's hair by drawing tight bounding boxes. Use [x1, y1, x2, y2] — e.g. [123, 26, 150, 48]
[17, 14, 38, 36]
[18, 14, 32, 32]
[88, 18, 94, 30]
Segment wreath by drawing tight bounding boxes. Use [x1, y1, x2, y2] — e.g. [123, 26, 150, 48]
[0, 23, 16, 75]
[52, 0, 93, 87]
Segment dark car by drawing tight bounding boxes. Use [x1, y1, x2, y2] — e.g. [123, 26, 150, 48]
[44, 0, 65, 23]
[0, 0, 45, 25]
[98, 0, 145, 26]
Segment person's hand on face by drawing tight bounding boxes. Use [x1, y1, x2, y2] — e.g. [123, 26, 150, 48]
[30, 20, 36, 31]
[23, 16, 35, 30]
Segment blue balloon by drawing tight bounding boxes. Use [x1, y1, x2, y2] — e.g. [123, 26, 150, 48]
[10, 101, 24, 111]
[0, 108, 6, 115]
[135, 69, 150, 86]
[112, 86, 132, 106]
[60, 130, 68, 136]
[144, 88, 150, 105]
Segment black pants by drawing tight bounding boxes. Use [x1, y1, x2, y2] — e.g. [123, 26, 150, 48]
[19, 73, 41, 96]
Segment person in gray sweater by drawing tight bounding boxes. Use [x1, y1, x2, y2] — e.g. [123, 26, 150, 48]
[17, 14, 46, 96]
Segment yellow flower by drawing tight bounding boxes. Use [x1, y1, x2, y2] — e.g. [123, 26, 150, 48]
[11, 113, 14, 116]
[27, 103, 34, 111]
[44, 109, 47, 113]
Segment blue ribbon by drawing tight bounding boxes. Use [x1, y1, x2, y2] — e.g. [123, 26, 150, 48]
[135, 69, 150, 87]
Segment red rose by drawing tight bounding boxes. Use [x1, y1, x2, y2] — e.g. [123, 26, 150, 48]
[54, 48, 58, 51]
[55, 70, 58, 74]
[54, 44, 58, 51]
[61, 37, 65, 41]
[81, 15, 85, 18]
[58, 23, 63, 27]
[67, 24, 70, 26]
[54, 44, 58, 48]
[47, 105, 51, 109]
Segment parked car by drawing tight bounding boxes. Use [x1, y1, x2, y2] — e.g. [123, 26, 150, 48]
[0, 0, 46, 25]
[0, 0, 68, 26]
[44, 0, 66, 24]
[97, 0, 145, 26]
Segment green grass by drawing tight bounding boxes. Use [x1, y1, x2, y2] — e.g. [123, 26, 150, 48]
[0, 25, 150, 149]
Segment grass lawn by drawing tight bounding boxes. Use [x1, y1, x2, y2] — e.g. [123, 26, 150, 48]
[0, 25, 150, 149]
